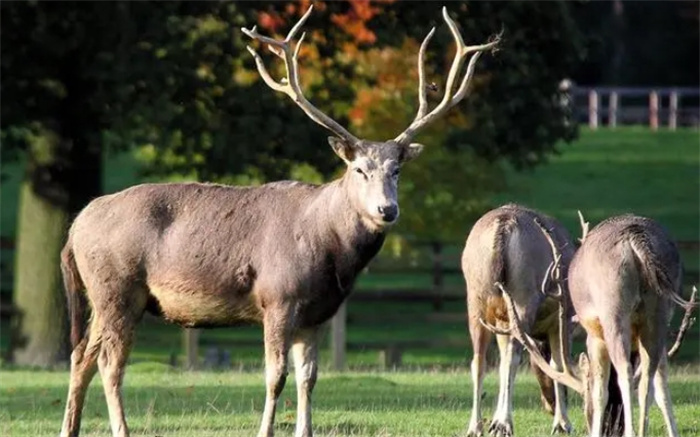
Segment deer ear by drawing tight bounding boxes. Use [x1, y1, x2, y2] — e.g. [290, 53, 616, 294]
[400, 142, 424, 163]
[328, 136, 356, 163]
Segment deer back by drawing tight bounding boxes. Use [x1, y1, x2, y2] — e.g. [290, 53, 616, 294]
[568, 214, 683, 329]
[463, 204, 575, 327]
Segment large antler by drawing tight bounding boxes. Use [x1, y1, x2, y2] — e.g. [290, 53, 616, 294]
[394, 7, 501, 145]
[666, 285, 697, 358]
[241, 6, 360, 145]
[481, 282, 585, 394]
[534, 217, 565, 300]
[480, 218, 584, 394]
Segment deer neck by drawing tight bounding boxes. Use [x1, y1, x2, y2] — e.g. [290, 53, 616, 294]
[305, 175, 386, 265]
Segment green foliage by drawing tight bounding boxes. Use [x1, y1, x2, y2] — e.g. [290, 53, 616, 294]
[369, 1, 584, 168]
[396, 147, 505, 241]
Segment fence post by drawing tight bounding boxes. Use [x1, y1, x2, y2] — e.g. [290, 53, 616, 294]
[431, 241, 444, 311]
[331, 302, 346, 371]
[183, 328, 200, 370]
[608, 91, 618, 128]
[669, 91, 678, 130]
[588, 90, 599, 129]
[649, 91, 659, 131]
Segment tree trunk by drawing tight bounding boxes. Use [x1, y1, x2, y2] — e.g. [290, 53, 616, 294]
[10, 181, 70, 366]
[10, 125, 101, 367]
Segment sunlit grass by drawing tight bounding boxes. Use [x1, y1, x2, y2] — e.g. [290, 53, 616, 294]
[2, 368, 699, 437]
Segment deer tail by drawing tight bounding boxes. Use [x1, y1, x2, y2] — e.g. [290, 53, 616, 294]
[61, 239, 87, 350]
[491, 215, 516, 289]
[628, 230, 697, 310]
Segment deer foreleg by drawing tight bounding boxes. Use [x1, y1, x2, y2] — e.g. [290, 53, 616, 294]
[258, 309, 293, 437]
[292, 328, 319, 437]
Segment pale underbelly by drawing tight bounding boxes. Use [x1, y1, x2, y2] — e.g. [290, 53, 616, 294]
[147, 286, 263, 327]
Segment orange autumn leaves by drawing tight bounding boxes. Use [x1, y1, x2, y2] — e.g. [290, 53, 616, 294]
[253, 1, 475, 140]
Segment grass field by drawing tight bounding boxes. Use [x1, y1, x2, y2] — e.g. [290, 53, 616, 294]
[493, 127, 699, 241]
[2, 368, 700, 437]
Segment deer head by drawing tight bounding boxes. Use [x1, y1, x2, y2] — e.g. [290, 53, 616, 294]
[242, 6, 500, 231]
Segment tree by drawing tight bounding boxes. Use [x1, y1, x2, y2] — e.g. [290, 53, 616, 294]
[0, 0, 381, 366]
[1, 0, 585, 366]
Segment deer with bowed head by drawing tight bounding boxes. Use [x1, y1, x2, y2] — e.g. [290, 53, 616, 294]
[484, 214, 697, 437]
[462, 204, 577, 437]
[58, 6, 500, 437]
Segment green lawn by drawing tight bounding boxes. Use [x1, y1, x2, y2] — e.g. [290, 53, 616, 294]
[2, 369, 699, 437]
[493, 127, 699, 242]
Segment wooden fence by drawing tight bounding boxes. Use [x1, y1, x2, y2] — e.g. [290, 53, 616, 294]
[565, 85, 700, 130]
[1, 237, 697, 369]
[180, 240, 700, 370]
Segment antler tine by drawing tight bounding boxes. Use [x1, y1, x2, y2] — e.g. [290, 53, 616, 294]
[242, 6, 360, 145]
[414, 27, 436, 122]
[495, 282, 585, 394]
[285, 4, 314, 42]
[394, 8, 501, 145]
[533, 218, 564, 299]
[577, 210, 590, 244]
[479, 317, 511, 336]
[667, 285, 698, 358]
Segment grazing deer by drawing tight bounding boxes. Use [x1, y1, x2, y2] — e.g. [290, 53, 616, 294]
[484, 214, 697, 437]
[58, 6, 501, 437]
[462, 204, 576, 437]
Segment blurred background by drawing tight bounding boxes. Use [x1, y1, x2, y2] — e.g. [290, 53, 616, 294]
[1, 0, 698, 371]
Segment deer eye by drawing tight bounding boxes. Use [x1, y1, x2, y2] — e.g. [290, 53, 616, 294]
[354, 167, 367, 178]
[391, 168, 400, 178]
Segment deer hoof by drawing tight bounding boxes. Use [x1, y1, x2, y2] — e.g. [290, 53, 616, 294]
[466, 419, 484, 437]
[488, 420, 513, 437]
[550, 420, 572, 435]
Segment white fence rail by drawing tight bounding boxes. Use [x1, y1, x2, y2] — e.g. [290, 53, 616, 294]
[566, 85, 699, 130]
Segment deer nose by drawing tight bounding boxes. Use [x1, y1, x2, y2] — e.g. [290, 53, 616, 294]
[378, 204, 398, 222]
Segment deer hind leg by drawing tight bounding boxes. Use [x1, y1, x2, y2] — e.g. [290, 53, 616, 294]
[605, 325, 635, 437]
[291, 328, 319, 437]
[587, 335, 611, 437]
[258, 307, 293, 437]
[548, 329, 572, 435]
[60, 315, 103, 437]
[467, 317, 492, 437]
[96, 297, 145, 437]
[637, 324, 664, 437]
[652, 354, 679, 437]
[489, 334, 522, 437]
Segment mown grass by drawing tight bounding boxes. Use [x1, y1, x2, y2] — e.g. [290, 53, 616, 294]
[2, 368, 699, 437]
[493, 127, 699, 241]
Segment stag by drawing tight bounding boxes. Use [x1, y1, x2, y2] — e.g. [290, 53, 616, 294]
[58, 6, 500, 437]
[462, 204, 576, 437]
[485, 214, 697, 437]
